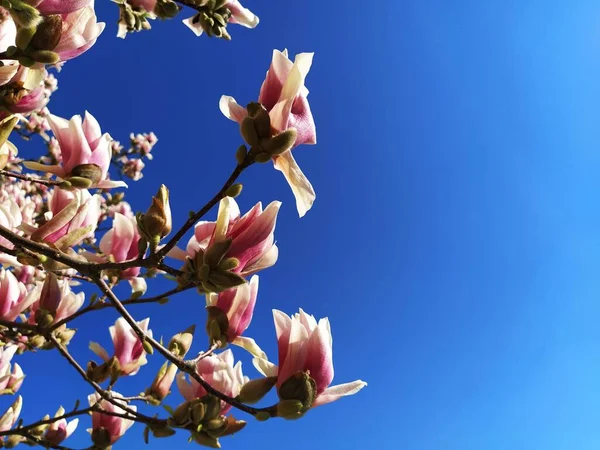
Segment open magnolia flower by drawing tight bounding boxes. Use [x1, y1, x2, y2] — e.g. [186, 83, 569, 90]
[253, 309, 367, 418]
[54, 2, 105, 61]
[24, 111, 126, 189]
[221, 49, 317, 217]
[26, 0, 93, 15]
[177, 349, 247, 415]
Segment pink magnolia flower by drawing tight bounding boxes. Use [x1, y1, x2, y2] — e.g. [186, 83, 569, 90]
[170, 197, 280, 277]
[29, 188, 101, 247]
[88, 392, 136, 445]
[254, 309, 366, 411]
[24, 112, 126, 189]
[0, 199, 22, 251]
[221, 49, 317, 217]
[146, 362, 177, 402]
[54, 3, 105, 61]
[183, 1, 259, 37]
[27, 273, 85, 325]
[90, 317, 152, 376]
[0, 345, 23, 394]
[25, 0, 92, 15]
[0, 396, 22, 435]
[98, 213, 141, 279]
[206, 275, 265, 357]
[0, 13, 18, 87]
[43, 407, 78, 446]
[177, 349, 247, 415]
[0, 269, 31, 321]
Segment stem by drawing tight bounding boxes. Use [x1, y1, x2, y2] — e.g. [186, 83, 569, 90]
[0, 170, 58, 187]
[0, 407, 94, 438]
[50, 284, 195, 330]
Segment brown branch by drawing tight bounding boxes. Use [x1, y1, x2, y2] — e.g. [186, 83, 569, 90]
[0, 170, 58, 187]
[0, 407, 94, 438]
[50, 284, 195, 330]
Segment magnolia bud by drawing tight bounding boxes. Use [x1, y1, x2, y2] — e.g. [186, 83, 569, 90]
[205, 306, 228, 345]
[167, 325, 195, 358]
[30, 50, 60, 64]
[140, 185, 172, 244]
[238, 377, 277, 404]
[276, 399, 304, 420]
[253, 152, 272, 163]
[235, 145, 247, 165]
[240, 117, 259, 146]
[224, 183, 243, 198]
[246, 103, 271, 138]
[70, 163, 103, 185]
[15, 26, 36, 50]
[30, 15, 62, 51]
[8, 1, 42, 28]
[261, 129, 297, 156]
[155, 0, 180, 19]
[278, 371, 317, 414]
[91, 427, 111, 448]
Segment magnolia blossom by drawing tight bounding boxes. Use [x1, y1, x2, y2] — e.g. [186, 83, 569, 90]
[0, 269, 31, 321]
[0, 345, 23, 394]
[254, 309, 366, 410]
[27, 273, 85, 325]
[0, 199, 22, 250]
[170, 197, 279, 277]
[177, 349, 247, 415]
[146, 362, 177, 402]
[221, 50, 317, 216]
[29, 188, 101, 248]
[90, 317, 152, 376]
[26, 0, 92, 15]
[183, 1, 259, 37]
[88, 392, 136, 445]
[25, 112, 126, 189]
[0, 12, 18, 87]
[43, 407, 78, 446]
[206, 275, 265, 357]
[0, 396, 22, 435]
[97, 213, 141, 280]
[55, 3, 105, 61]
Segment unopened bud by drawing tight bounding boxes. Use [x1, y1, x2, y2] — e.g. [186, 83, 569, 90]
[142, 340, 154, 355]
[168, 325, 195, 358]
[240, 117, 259, 146]
[66, 176, 93, 189]
[140, 184, 172, 243]
[91, 427, 111, 448]
[261, 128, 297, 156]
[29, 50, 59, 64]
[224, 183, 242, 198]
[278, 371, 317, 413]
[246, 103, 271, 138]
[235, 145, 247, 165]
[70, 163, 103, 185]
[15, 26, 35, 50]
[8, 2, 42, 28]
[276, 399, 304, 420]
[30, 15, 62, 50]
[253, 152, 272, 163]
[17, 55, 35, 67]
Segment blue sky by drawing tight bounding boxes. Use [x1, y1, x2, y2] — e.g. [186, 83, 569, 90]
[8, 0, 600, 449]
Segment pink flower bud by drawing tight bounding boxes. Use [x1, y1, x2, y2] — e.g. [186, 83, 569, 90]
[54, 3, 105, 61]
[176, 349, 247, 415]
[43, 407, 78, 446]
[206, 275, 258, 343]
[88, 392, 136, 445]
[253, 309, 366, 412]
[98, 213, 141, 279]
[146, 362, 177, 402]
[220, 50, 317, 217]
[173, 197, 279, 277]
[0, 269, 30, 321]
[90, 317, 152, 376]
[26, 0, 92, 15]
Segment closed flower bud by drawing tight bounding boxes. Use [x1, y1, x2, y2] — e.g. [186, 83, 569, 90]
[15, 26, 36, 50]
[205, 306, 228, 345]
[30, 14, 62, 50]
[139, 184, 172, 249]
[8, 2, 42, 28]
[235, 145, 247, 165]
[224, 183, 243, 198]
[261, 128, 297, 156]
[276, 399, 304, 420]
[238, 376, 277, 404]
[240, 116, 259, 146]
[145, 362, 178, 403]
[167, 324, 195, 358]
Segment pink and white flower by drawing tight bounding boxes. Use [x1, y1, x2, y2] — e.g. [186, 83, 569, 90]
[24, 112, 125, 189]
[170, 197, 279, 277]
[97, 213, 141, 279]
[43, 407, 78, 446]
[176, 349, 247, 415]
[220, 49, 317, 216]
[26, 0, 92, 15]
[0, 269, 30, 321]
[54, 3, 105, 61]
[27, 273, 85, 325]
[90, 317, 152, 376]
[0, 345, 23, 394]
[0, 396, 22, 436]
[182, 1, 259, 37]
[88, 392, 136, 445]
[254, 309, 366, 410]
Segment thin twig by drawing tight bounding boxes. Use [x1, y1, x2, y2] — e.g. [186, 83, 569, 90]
[0, 170, 58, 187]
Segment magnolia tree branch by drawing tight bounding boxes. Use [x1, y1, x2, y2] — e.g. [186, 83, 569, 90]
[0, 170, 59, 187]
[50, 284, 196, 330]
[93, 277, 267, 417]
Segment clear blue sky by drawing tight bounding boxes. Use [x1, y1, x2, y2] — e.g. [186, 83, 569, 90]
[9, 0, 600, 449]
